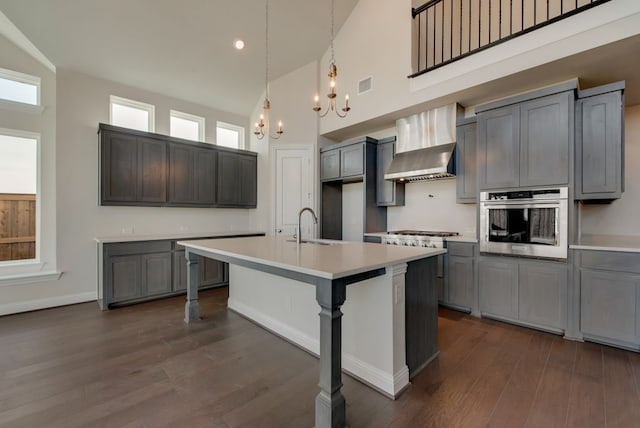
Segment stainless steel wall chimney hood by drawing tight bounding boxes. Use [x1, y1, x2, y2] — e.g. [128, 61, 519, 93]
[384, 103, 463, 182]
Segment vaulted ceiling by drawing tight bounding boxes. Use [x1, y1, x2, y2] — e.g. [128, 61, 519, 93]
[0, 0, 360, 116]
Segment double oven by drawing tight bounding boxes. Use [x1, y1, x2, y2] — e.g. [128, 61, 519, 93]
[479, 187, 568, 260]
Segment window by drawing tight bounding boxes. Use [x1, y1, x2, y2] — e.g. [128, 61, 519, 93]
[0, 67, 40, 106]
[170, 110, 205, 142]
[216, 121, 245, 149]
[110, 95, 155, 132]
[0, 129, 38, 263]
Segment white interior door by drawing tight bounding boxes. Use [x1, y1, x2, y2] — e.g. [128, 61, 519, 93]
[273, 145, 315, 238]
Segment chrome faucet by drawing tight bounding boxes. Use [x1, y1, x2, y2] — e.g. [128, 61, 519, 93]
[296, 207, 318, 244]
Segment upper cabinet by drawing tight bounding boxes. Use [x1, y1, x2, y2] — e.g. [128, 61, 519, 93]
[376, 137, 405, 206]
[455, 118, 477, 203]
[320, 138, 374, 182]
[99, 123, 256, 208]
[216, 151, 257, 208]
[476, 83, 574, 190]
[168, 143, 217, 206]
[319, 137, 387, 240]
[101, 131, 167, 205]
[575, 81, 625, 201]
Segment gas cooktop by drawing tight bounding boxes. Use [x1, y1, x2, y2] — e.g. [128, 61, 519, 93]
[387, 230, 460, 237]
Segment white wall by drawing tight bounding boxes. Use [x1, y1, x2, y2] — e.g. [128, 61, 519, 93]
[580, 105, 640, 236]
[387, 180, 476, 235]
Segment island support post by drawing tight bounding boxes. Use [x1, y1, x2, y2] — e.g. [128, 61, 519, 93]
[184, 251, 200, 323]
[315, 278, 346, 428]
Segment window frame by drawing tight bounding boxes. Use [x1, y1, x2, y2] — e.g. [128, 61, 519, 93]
[109, 95, 155, 132]
[0, 67, 41, 107]
[0, 127, 41, 267]
[170, 109, 205, 142]
[216, 121, 245, 150]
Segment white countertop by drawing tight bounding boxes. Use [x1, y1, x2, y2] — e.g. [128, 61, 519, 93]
[179, 236, 446, 280]
[95, 230, 265, 244]
[570, 234, 640, 253]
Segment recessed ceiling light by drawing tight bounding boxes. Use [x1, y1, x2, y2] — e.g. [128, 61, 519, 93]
[234, 39, 245, 50]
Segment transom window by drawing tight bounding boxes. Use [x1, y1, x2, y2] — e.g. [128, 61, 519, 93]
[0, 67, 40, 106]
[216, 121, 245, 149]
[0, 129, 38, 263]
[170, 110, 205, 142]
[110, 95, 155, 132]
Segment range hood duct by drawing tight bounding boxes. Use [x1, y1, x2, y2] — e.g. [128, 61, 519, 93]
[384, 103, 463, 182]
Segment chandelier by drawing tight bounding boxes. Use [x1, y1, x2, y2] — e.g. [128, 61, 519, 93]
[313, 0, 351, 118]
[254, 0, 283, 140]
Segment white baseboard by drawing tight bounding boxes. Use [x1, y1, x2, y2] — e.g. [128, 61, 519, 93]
[228, 297, 409, 397]
[0, 291, 97, 316]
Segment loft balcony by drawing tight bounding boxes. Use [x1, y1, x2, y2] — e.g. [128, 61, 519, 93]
[410, 0, 612, 77]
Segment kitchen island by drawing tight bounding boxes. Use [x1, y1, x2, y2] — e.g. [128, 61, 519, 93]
[178, 236, 445, 428]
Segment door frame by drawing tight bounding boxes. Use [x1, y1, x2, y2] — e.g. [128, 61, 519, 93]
[269, 143, 317, 237]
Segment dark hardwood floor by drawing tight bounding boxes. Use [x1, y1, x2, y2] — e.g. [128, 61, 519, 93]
[1, 287, 640, 427]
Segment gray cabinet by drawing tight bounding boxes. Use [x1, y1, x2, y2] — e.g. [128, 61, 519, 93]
[216, 151, 257, 207]
[99, 123, 256, 209]
[479, 258, 518, 319]
[109, 255, 141, 301]
[518, 261, 567, 331]
[320, 141, 366, 182]
[376, 137, 405, 206]
[320, 150, 340, 181]
[477, 105, 520, 189]
[578, 250, 640, 350]
[320, 137, 386, 240]
[477, 85, 573, 190]
[575, 82, 625, 200]
[455, 120, 477, 203]
[479, 256, 567, 332]
[101, 131, 167, 205]
[340, 143, 365, 178]
[173, 247, 227, 292]
[519, 92, 571, 187]
[141, 252, 172, 296]
[105, 240, 172, 305]
[169, 144, 217, 206]
[442, 242, 475, 311]
[100, 234, 263, 309]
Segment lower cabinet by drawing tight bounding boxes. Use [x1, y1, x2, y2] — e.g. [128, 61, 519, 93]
[103, 237, 233, 308]
[578, 250, 640, 350]
[441, 242, 476, 312]
[518, 262, 567, 330]
[173, 248, 227, 291]
[479, 256, 567, 333]
[479, 259, 518, 320]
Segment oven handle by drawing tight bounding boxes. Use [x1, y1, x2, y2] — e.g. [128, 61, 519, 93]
[481, 202, 561, 209]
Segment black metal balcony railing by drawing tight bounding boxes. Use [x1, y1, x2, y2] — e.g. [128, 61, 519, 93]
[410, 0, 612, 77]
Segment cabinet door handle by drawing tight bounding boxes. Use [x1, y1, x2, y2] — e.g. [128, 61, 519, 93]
[275, 229, 282, 234]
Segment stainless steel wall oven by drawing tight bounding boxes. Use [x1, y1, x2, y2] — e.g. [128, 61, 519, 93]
[480, 187, 568, 260]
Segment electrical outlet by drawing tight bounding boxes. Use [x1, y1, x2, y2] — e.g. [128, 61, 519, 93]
[179, 225, 190, 232]
[121, 227, 134, 235]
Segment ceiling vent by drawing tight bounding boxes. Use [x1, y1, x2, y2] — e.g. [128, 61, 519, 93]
[358, 76, 373, 95]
